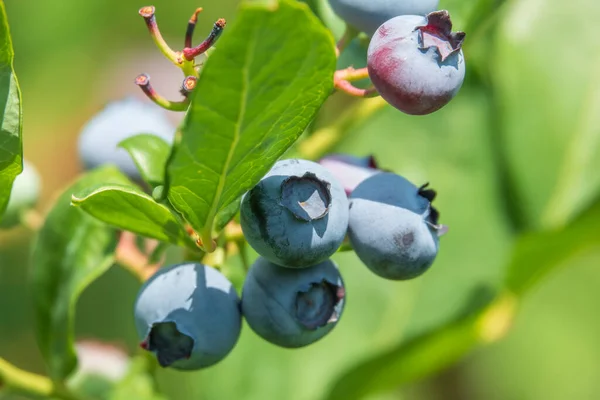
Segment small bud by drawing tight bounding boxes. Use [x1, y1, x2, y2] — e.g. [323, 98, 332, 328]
[180, 76, 198, 96]
[138, 5, 155, 19]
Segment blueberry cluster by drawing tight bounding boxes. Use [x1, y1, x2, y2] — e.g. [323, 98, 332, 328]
[134, 157, 442, 369]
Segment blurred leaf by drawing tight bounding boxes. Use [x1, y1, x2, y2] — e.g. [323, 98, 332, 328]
[166, 0, 336, 247]
[0, 2, 22, 219]
[324, 288, 512, 400]
[119, 134, 171, 188]
[491, 0, 600, 229]
[470, 0, 507, 31]
[70, 374, 116, 399]
[71, 184, 194, 249]
[110, 355, 166, 400]
[298, 0, 345, 38]
[439, 0, 487, 29]
[31, 167, 128, 381]
[505, 198, 600, 296]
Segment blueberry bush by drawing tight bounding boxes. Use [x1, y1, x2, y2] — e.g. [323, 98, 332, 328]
[1, 0, 600, 399]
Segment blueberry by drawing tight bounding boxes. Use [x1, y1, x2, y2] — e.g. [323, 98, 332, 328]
[241, 257, 345, 348]
[367, 11, 466, 115]
[1, 159, 41, 229]
[348, 172, 443, 280]
[134, 263, 241, 370]
[319, 153, 381, 196]
[77, 97, 174, 180]
[240, 159, 349, 268]
[328, 0, 439, 35]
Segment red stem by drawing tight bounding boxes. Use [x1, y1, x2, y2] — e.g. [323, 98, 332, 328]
[183, 18, 226, 61]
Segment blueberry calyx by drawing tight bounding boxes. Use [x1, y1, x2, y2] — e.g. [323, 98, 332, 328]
[417, 182, 437, 202]
[280, 172, 332, 222]
[140, 322, 194, 367]
[295, 280, 345, 330]
[416, 10, 466, 62]
[418, 183, 446, 235]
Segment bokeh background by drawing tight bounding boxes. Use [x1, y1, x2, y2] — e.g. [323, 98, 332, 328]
[1, 0, 600, 399]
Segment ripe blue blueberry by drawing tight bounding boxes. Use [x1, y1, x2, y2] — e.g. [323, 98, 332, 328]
[367, 11, 466, 115]
[242, 257, 345, 348]
[240, 159, 349, 268]
[328, 0, 439, 35]
[134, 263, 241, 370]
[348, 172, 444, 280]
[319, 153, 381, 196]
[1, 160, 41, 229]
[77, 97, 175, 180]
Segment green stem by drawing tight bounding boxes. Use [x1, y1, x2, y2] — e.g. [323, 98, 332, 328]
[296, 96, 387, 160]
[237, 241, 250, 272]
[139, 6, 180, 65]
[135, 74, 190, 112]
[181, 58, 199, 79]
[0, 358, 82, 400]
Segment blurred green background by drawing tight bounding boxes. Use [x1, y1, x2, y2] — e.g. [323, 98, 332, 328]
[1, 0, 600, 399]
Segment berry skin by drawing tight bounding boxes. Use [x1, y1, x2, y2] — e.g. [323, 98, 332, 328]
[367, 11, 466, 115]
[1, 160, 41, 229]
[328, 0, 439, 36]
[77, 97, 174, 180]
[319, 154, 381, 196]
[348, 173, 443, 280]
[240, 159, 349, 268]
[134, 263, 241, 370]
[242, 257, 345, 348]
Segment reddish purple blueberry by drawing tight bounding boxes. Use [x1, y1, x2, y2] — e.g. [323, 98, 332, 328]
[367, 11, 466, 115]
[318, 154, 381, 196]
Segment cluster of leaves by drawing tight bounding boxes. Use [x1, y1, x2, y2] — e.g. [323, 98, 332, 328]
[1, 0, 600, 399]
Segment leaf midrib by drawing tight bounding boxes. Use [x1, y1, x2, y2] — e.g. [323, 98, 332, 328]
[200, 24, 258, 237]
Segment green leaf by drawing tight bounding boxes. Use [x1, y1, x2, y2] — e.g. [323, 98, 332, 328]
[440, 0, 507, 32]
[166, 0, 336, 248]
[214, 197, 241, 234]
[119, 134, 171, 188]
[491, 0, 600, 229]
[71, 184, 194, 248]
[0, 2, 23, 219]
[505, 198, 600, 296]
[325, 289, 515, 400]
[109, 355, 166, 400]
[31, 167, 128, 381]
